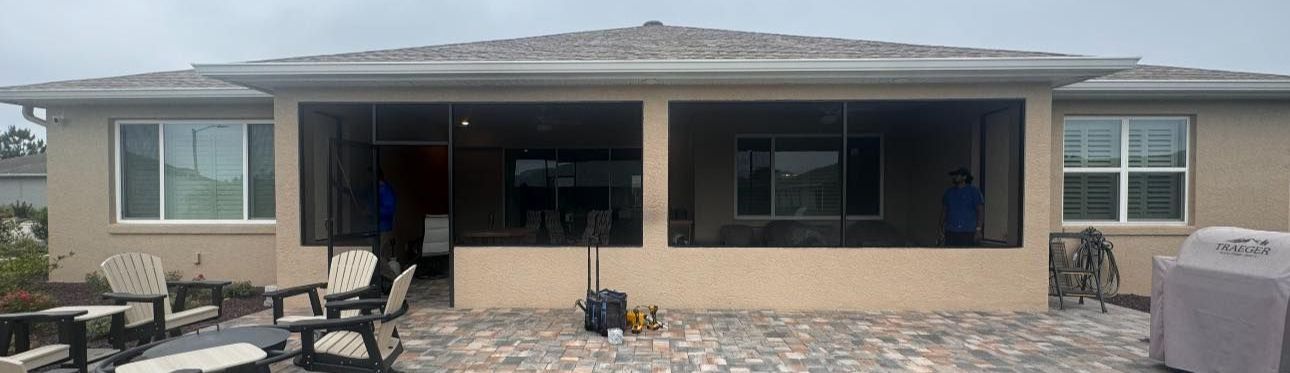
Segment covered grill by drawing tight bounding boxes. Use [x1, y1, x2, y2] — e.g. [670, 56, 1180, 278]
[1151, 227, 1290, 372]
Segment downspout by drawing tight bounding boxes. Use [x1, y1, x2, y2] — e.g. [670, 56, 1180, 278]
[21, 105, 48, 127]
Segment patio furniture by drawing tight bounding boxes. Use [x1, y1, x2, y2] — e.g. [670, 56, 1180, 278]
[34, 305, 132, 372]
[1048, 231, 1108, 313]
[99, 253, 232, 346]
[115, 343, 266, 373]
[0, 310, 85, 373]
[543, 210, 565, 243]
[577, 210, 612, 245]
[267, 250, 379, 325]
[285, 265, 415, 373]
[139, 327, 290, 360]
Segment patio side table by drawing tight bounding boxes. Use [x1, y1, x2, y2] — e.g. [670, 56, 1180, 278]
[37, 305, 131, 373]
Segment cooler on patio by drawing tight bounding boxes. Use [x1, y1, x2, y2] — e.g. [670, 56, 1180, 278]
[1152, 227, 1290, 372]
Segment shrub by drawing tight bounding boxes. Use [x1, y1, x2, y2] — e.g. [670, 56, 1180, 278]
[165, 271, 183, 283]
[30, 208, 47, 241]
[0, 239, 70, 294]
[226, 281, 257, 299]
[85, 271, 112, 294]
[0, 290, 55, 313]
[8, 201, 34, 220]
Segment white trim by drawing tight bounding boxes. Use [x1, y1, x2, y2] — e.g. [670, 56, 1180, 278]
[1061, 116, 1191, 225]
[0, 88, 269, 104]
[732, 133, 884, 221]
[0, 173, 46, 178]
[114, 119, 275, 224]
[195, 57, 1140, 87]
[1056, 80, 1290, 99]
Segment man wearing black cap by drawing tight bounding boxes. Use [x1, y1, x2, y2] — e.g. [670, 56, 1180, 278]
[941, 167, 984, 246]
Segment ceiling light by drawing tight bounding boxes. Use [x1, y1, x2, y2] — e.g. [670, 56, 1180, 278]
[459, 120, 470, 126]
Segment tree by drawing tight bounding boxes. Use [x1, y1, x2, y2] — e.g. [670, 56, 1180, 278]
[0, 126, 45, 159]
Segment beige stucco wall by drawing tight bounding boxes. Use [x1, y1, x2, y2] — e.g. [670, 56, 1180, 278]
[44, 103, 278, 284]
[273, 83, 1054, 311]
[1051, 99, 1290, 295]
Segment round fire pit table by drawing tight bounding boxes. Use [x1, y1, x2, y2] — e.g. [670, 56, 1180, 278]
[140, 326, 290, 360]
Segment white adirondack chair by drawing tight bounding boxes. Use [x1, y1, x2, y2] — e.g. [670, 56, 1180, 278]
[0, 309, 84, 373]
[285, 265, 415, 373]
[266, 250, 379, 324]
[100, 253, 230, 346]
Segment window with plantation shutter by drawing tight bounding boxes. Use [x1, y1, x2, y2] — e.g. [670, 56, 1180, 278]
[1063, 117, 1188, 224]
[116, 120, 275, 223]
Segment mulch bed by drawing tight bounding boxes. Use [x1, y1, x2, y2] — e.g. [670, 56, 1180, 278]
[1105, 294, 1150, 313]
[21, 282, 269, 347]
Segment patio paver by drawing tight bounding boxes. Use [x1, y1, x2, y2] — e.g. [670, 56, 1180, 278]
[213, 279, 1165, 372]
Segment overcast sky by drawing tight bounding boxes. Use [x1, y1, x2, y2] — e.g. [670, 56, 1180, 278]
[3, 0, 1288, 140]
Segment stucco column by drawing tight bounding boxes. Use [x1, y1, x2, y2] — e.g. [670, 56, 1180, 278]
[642, 93, 670, 250]
[272, 95, 328, 290]
[1022, 87, 1054, 306]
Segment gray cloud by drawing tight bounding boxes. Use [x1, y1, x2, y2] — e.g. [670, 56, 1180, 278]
[3, 0, 1288, 139]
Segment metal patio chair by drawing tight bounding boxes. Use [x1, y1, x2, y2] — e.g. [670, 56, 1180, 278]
[100, 253, 231, 347]
[267, 250, 380, 325]
[1049, 231, 1108, 313]
[285, 265, 415, 373]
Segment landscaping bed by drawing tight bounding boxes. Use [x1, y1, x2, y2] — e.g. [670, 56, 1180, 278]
[23, 281, 269, 347]
[1106, 294, 1150, 313]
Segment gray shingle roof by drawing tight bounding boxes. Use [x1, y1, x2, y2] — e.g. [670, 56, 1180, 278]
[264, 24, 1070, 62]
[0, 154, 46, 176]
[1, 23, 1286, 94]
[0, 70, 238, 92]
[1094, 64, 1290, 80]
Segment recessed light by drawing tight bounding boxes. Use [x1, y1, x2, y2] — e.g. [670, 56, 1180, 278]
[460, 120, 470, 126]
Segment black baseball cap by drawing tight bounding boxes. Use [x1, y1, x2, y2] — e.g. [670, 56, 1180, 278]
[948, 167, 972, 177]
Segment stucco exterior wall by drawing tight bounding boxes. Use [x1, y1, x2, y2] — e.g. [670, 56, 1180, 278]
[1051, 99, 1290, 295]
[44, 103, 278, 284]
[273, 83, 1053, 311]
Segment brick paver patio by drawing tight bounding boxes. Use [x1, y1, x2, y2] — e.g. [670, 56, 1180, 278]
[211, 279, 1164, 372]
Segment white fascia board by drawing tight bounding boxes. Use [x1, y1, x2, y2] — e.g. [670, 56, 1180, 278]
[0, 88, 270, 105]
[194, 57, 1140, 86]
[1056, 80, 1290, 99]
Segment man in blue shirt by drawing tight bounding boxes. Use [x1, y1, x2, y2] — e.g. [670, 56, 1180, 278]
[378, 172, 398, 277]
[941, 167, 984, 246]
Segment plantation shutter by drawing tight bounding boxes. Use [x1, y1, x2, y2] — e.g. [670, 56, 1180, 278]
[1063, 173, 1119, 221]
[1128, 119, 1187, 167]
[163, 123, 245, 219]
[1128, 173, 1183, 220]
[1064, 119, 1121, 167]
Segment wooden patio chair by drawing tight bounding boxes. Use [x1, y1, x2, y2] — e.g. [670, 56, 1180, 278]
[0, 310, 85, 373]
[99, 253, 231, 347]
[266, 250, 380, 325]
[1049, 232, 1108, 313]
[285, 265, 415, 373]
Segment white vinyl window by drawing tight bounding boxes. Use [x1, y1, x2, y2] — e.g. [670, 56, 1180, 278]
[115, 120, 275, 223]
[1062, 116, 1188, 224]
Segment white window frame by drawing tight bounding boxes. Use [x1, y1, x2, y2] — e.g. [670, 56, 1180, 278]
[114, 120, 276, 224]
[1062, 116, 1190, 226]
[733, 133, 884, 221]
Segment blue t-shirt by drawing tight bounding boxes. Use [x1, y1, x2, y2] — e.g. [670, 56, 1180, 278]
[378, 181, 395, 232]
[942, 185, 983, 233]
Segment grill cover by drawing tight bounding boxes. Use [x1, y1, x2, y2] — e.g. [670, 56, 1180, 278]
[1158, 227, 1290, 372]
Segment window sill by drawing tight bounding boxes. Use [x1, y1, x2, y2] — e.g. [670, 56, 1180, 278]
[1059, 224, 1195, 237]
[108, 223, 276, 236]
